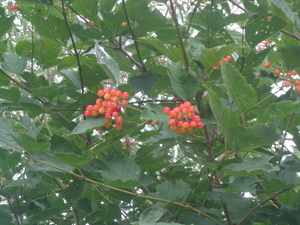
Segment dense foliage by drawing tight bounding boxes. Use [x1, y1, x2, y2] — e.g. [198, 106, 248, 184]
[1, 0, 300, 224]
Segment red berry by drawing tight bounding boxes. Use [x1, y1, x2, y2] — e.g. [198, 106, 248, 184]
[168, 118, 176, 125]
[116, 90, 123, 97]
[214, 61, 222, 67]
[115, 116, 124, 123]
[90, 111, 98, 117]
[120, 100, 128, 106]
[104, 113, 112, 119]
[96, 98, 103, 105]
[103, 87, 111, 94]
[151, 121, 159, 126]
[10, 5, 19, 10]
[84, 110, 92, 117]
[105, 107, 113, 114]
[286, 72, 293, 77]
[284, 80, 291, 87]
[182, 121, 190, 129]
[112, 111, 119, 118]
[98, 106, 105, 114]
[111, 96, 118, 102]
[225, 55, 232, 61]
[1, 177, 7, 182]
[104, 93, 111, 100]
[196, 122, 204, 129]
[295, 86, 300, 93]
[294, 80, 300, 86]
[110, 89, 117, 96]
[193, 115, 201, 122]
[65, 184, 69, 188]
[189, 121, 197, 127]
[116, 106, 122, 112]
[97, 90, 104, 97]
[183, 101, 191, 108]
[86, 105, 94, 111]
[115, 123, 122, 130]
[181, 108, 189, 114]
[274, 69, 281, 75]
[169, 110, 177, 118]
[122, 92, 129, 99]
[163, 107, 171, 114]
[263, 62, 271, 68]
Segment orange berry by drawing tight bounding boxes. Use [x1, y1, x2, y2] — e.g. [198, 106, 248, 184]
[286, 72, 293, 77]
[97, 90, 104, 97]
[291, 70, 298, 75]
[122, 92, 129, 99]
[196, 122, 204, 129]
[183, 101, 191, 108]
[120, 100, 128, 106]
[84, 110, 92, 117]
[295, 86, 300, 92]
[86, 105, 94, 111]
[284, 80, 291, 87]
[274, 69, 281, 75]
[115, 116, 124, 123]
[193, 115, 201, 122]
[294, 80, 300, 86]
[104, 121, 112, 128]
[88, 21, 94, 27]
[103, 87, 111, 94]
[163, 107, 171, 114]
[169, 118, 176, 125]
[98, 106, 105, 114]
[121, 22, 127, 27]
[104, 93, 111, 100]
[91, 111, 99, 117]
[96, 98, 103, 105]
[115, 123, 122, 130]
[263, 62, 271, 68]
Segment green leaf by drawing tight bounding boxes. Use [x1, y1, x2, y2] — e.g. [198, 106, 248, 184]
[4, 178, 41, 189]
[222, 156, 274, 176]
[71, 117, 106, 134]
[95, 42, 120, 84]
[223, 176, 260, 194]
[0, 87, 20, 102]
[0, 8, 14, 38]
[138, 38, 183, 62]
[168, 62, 198, 101]
[1, 53, 27, 75]
[140, 103, 168, 121]
[199, 46, 234, 69]
[221, 62, 257, 113]
[263, 101, 300, 123]
[279, 46, 300, 71]
[51, 151, 91, 169]
[13, 133, 51, 155]
[226, 124, 280, 152]
[70, 0, 98, 19]
[49, 134, 78, 154]
[29, 14, 70, 43]
[149, 180, 190, 201]
[25, 208, 61, 224]
[129, 72, 161, 97]
[33, 38, 61, 65]
[279, 205, 300, 225]
[139, 207, 166, 223]
[266, 0, 300, 27]
[245, 15, 286, 48]
[206, 87, 240, 131]
[100, 157, 141, 183]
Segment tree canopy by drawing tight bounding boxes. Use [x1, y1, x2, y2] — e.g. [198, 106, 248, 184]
[1, 0, 300, 224]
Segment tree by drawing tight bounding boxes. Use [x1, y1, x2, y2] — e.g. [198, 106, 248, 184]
[1, 0, 300, 224]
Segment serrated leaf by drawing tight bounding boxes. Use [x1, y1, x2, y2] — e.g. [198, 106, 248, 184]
[279, 46, 300, 71]
[0, 8, 14, 38]
[13, 133, 50, 155]
[199, 46, 234, 69]
[100, 157, 141, 183]
[266, 0, 300, 27]
[139, 207, 166, 223]
[1, 53, 27, 75]
[0, 87, 20, 102]
[221, 62, 257, 113]
[168, 62, 198, 101]
[149, 180, 190, 202]
[71, 117, 106, 134]
[222, 156, 274, 176]
[95, 42, 120, 84]
[52, 151, 90, 169]
[140, 103, 168, 121]
[223, 176, 260, 194]
[264, 101, 300, 123]
[226, 124, 280, 152]
[206, 87, 240, 131]
[130, 72, 161, 97]
[4, 178, 41, 189]
[245, 15, 286, 48]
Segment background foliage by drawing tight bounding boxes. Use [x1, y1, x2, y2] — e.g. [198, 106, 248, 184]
[1, 0, 300, 224]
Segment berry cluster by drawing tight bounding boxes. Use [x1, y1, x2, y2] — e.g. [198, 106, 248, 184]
[263, 63, 300, 92]
[163, 101, 203, 134]
[214, 55, 232, 67]
[84, 87, 129, 130]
